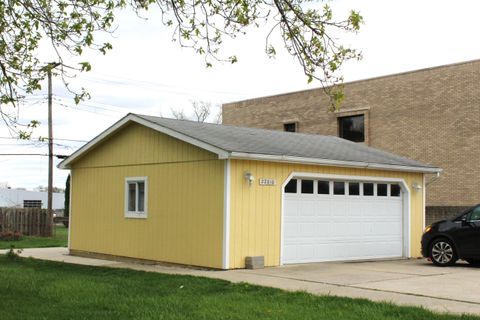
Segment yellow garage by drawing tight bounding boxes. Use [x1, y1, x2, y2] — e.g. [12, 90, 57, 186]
[59, 113, 440, 269]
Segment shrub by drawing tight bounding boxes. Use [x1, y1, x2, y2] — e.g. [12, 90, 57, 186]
[5, 245, 22, 260]
[0, 231, 22, 241]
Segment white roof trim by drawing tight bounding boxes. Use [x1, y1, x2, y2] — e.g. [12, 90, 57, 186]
[229, 152, 442, 174]
[58, 114, 229, 169]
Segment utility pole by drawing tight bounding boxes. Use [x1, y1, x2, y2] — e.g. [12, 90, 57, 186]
[47, 62, 60, 236]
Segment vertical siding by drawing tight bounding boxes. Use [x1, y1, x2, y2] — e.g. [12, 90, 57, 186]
[70, 123, 224, 269]
[73, 123, 217, 168]
[229, 160, 424, 268]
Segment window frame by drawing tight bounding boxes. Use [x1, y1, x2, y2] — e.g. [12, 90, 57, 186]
[283, 122, 298, 133]
[124, 176, 148, 219]
[338, 114, 365, 143]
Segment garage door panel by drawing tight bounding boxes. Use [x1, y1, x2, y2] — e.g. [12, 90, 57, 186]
[283, 179, 404, 264]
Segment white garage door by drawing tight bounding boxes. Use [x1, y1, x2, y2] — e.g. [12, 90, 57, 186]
[283, 178, 404, 264]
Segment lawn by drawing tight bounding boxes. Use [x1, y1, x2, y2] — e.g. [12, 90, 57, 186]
[0, 225, 68, 249]
[0, 256, 477, 320]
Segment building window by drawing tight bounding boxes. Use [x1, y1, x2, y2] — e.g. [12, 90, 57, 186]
[338, 115, 365, 142]
[283, 122, 297, 132]
[125, 177, 148, 218]
[24, 200, 42, 208]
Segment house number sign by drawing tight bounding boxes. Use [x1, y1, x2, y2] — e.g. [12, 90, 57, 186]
[259, 178, 276, 186]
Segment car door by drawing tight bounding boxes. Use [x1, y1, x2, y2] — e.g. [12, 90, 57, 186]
[452, 206, 480, 257]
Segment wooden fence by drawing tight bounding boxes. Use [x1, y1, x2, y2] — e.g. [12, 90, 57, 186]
[0, 208, 53, 237]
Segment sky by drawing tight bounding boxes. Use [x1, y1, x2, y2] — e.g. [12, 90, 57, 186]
[1, 0, 480, 190]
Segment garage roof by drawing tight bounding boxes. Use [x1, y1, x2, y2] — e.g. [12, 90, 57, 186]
[58, 113, 441, 173]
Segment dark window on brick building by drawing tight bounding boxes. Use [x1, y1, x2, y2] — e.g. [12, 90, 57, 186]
[24, 200, 42, 208]
[283, 122, 297, 132]
[338, 115, 365, 142]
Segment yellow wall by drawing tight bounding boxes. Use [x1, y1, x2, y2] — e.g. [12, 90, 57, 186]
[228, 159, 424, 269]
[70, 123, 225, 269]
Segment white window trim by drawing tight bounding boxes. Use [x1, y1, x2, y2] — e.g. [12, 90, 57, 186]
[125, 176, 148, 219]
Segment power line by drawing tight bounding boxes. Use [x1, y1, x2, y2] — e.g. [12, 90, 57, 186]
[53, 97, 123, 118]
[0, 153, 69, 159]
[80, 73, 250, 97]
[54, 96, 127, 114]
[0, 137, 87, 142]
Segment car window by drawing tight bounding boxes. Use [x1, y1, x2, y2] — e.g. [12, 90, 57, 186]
[454, 213, 469, 222]
[468, 207, 480, 222]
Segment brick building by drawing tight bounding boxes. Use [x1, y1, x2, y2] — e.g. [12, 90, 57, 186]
[223, 59, 480, 225]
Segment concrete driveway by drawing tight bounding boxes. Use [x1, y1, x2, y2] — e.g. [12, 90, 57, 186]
[4, 247, 480, 315]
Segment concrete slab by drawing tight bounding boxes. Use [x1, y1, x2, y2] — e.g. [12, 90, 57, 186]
[2, 247, 480, 315]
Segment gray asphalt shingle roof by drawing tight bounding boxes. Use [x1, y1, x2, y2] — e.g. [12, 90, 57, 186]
[136, 114, 439, 171]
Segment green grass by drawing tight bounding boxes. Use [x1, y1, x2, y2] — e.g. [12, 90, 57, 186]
[0, 256, 477, 320]
[0, 225, 68, 249]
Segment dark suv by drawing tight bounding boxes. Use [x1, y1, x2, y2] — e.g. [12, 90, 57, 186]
[421, 204, 480, 266]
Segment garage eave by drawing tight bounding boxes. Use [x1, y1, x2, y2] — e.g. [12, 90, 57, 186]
[57, 114, 231, 170]
[228, 152, 442, 174]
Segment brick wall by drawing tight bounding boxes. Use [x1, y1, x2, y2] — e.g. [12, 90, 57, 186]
[223, 60, 480, 208]
[425, 206, 472, 226]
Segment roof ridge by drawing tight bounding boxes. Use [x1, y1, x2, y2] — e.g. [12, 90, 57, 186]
[134, 113, 341, 140]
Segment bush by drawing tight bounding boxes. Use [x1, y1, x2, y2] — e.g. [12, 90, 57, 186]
[5, 245, 22, 260]
[0, 231, 22, 241]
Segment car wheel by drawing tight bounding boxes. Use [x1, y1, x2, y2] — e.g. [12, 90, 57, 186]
[430, 238, 457, 266]
[465, 259, 480, 266]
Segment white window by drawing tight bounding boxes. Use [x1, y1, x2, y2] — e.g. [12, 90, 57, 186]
[125, 177, 148, 218]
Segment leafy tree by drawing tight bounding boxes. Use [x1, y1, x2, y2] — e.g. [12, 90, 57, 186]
[0, 0, 363, 136]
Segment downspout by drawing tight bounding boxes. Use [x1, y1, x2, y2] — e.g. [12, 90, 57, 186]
[426, 172, 441, 186]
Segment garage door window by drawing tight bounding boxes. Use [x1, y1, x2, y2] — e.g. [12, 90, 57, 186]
[377, 183, 388, 196]
[391, 184, 401, 197]
[348, 182, 360, 196]
[301, 180, 314, 194]
[284, 179, 297, 193]
[363, 183, 374, 196]
[333, 181, 345, 195]
[285, 179, 402, 198]
[317, 181, 330, 194]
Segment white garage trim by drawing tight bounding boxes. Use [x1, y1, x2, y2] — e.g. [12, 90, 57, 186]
[222, 159, 231, 269]
[280, 172, 412, 265]
[68, 171, 73, 252]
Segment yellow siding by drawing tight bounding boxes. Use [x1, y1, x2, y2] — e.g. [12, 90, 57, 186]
[74, 122, 217, 168]
[70, 123, 225, 269]
[228, 160, 424, 269]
